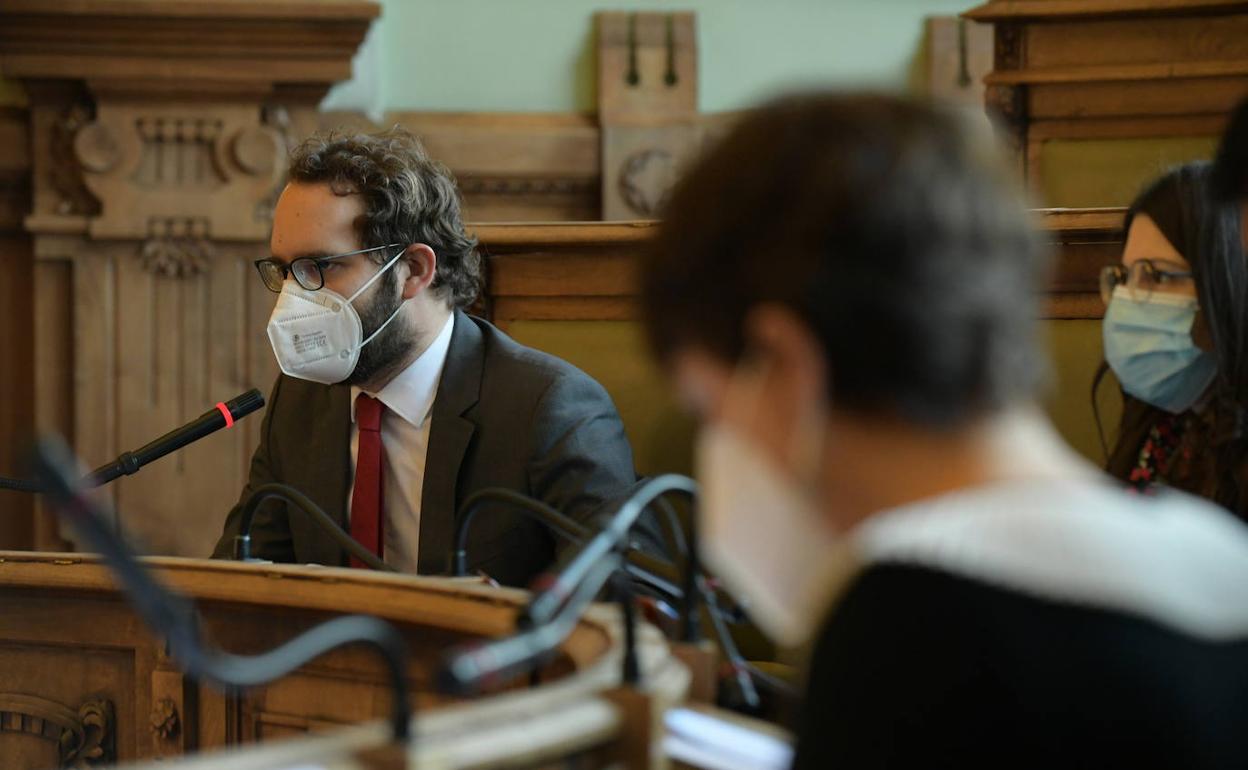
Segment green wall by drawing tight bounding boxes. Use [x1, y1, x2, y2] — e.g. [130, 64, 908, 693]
[324, 0, 977, 115]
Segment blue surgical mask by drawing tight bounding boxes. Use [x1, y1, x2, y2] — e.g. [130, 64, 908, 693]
[1102, 286, 1217, 414]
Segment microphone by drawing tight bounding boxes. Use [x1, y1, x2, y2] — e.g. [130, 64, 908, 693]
[519, 474, 697, 630]
[88, 388, 265, 486]
[0, 389, 265, 492]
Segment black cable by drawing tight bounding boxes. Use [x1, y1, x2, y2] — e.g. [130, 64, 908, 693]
[453, 488, 591, 576]
[30, 436, 412, 743]
[610, 570, 641, 686]
[235, 483, 393, 572]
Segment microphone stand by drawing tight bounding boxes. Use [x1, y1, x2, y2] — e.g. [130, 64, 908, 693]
[29, 435, 413, 746]
[234, 482, 392, 572]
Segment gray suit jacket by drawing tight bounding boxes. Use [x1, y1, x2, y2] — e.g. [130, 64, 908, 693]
[212, 311, 641, 587]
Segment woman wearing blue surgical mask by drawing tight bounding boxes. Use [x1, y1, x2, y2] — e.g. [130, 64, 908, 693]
[1097, 162, 1248, 519]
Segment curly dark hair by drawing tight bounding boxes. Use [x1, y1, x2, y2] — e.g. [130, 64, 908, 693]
[642, 92, 1049, 428]
[286, 127, 481, 308]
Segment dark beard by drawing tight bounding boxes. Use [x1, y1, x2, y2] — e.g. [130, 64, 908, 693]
[342, 268, 411, 387]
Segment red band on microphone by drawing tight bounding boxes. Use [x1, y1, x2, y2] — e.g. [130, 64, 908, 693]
[216, 402, 235, 428]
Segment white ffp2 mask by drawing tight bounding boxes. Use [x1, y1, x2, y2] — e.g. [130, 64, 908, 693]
[695, 366, 852, 647]
[265, 248, 406, 385]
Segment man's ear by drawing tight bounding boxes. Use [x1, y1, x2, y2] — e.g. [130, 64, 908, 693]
[399, 244, 437, 300]
[736, 304, 830, 468]
[742, 304, 828, 409]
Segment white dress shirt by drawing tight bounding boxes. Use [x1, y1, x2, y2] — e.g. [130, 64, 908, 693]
[348, 313, 455, 573]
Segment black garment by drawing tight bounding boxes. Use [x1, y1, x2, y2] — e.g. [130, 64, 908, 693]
[1106, 392, 1248, 522]
[213, 310, 657, 587]
[794, 565, 1248, 769]
[791, 478, 1248, 769]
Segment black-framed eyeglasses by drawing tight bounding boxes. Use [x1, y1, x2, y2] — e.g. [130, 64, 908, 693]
[1099, 258, 1194, 306]
[254, 243, 403, 293]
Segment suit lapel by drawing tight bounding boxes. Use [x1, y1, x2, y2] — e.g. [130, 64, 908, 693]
[302, 384, 353, 566]
[418, 310, 482, 573]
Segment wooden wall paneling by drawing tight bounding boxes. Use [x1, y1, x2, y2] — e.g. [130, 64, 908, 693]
[0, 0, 378, 557]
[597, 12, 700, 221]
[0, 554, 687, 768]
[924, 16, 995, 107]
[31, 255, 72, 551]
[72, 248, 119, 524]
[477, 221, 656, 326]
[965, 0, 1248, 198]
[382, 111, 603, 222]
[476, 213, 1122, 326]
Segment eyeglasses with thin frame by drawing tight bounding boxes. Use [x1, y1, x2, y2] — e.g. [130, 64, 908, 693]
[1099, 258, 1194, 306]
[254, 243, 403, 294]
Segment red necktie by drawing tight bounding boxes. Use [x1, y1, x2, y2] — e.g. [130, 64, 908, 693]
[350, 394, 385, 568]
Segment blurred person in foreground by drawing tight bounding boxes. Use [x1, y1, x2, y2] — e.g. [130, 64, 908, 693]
[641, 92, 1248, 768]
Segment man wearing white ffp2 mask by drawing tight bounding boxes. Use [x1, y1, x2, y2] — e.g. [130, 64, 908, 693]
[641, 92, 1248, 768]
[213, 128, 652, 584]
[265, 244, 410, 386]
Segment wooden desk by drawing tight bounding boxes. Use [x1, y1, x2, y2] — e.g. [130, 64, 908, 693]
[0, 552, 688, 769]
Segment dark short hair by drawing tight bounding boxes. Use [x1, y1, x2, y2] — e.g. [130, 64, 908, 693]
[286, 127, 482, 308]
[1213, 96, 1248, 202]
[1128, 162, 1247, 405]
[641, 92, 1048, 428]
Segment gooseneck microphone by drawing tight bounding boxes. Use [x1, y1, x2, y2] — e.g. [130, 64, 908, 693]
[89, 389, 265, 486]
[0, 389, 265, 492]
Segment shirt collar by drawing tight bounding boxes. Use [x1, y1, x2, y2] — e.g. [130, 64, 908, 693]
[351, 313, 455, 428]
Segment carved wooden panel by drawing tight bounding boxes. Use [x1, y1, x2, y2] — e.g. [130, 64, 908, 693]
[0, 0, 375, 555]
[597, 12, 700, 221]
[964, 0, 1248, 193]
[0, 554, 682, 769]
[32, 242, 279, 555]
[0, 693, 114, 768]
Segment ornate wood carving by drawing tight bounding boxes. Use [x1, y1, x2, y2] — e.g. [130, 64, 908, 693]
[597, 12, 699, 221]
[149, 697, 179, 740]
[71, 105, 283, 242]
[618, 148, 676, 217]
[964, 1, 1248, 194]
[0, 0, 378, 555]
[0, 693, 115, 767]
[0, 552, 691, 768]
